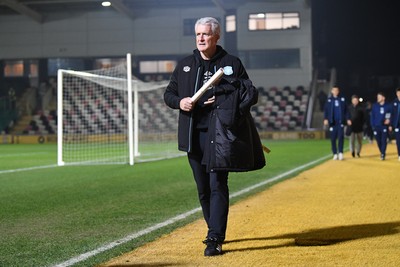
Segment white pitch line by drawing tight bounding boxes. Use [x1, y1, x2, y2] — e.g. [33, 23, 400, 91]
[0, 152, 49, 158]
[52, 154, 330, 267]
[230, 155, 331, 199]
[0, 164, 58, 175]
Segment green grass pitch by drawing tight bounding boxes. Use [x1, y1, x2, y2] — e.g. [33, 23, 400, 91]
[0, 140, 332, 266]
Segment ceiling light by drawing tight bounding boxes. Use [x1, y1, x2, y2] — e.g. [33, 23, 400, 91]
[102, 1, 111, 7]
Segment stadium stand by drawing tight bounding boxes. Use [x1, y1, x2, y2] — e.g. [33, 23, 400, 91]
[9, 83, 308, 135]
[251, 85, 308, 131]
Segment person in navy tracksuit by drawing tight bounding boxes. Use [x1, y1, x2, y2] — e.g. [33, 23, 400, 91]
[323, 86, 351, 160]
[370, 92, 391, 160]
[390, 88, 400, 161]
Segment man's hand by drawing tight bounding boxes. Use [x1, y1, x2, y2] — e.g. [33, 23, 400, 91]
[180, 97, 194, 112]
[323, 119, 328, 126]
[203, 96, 215, 105]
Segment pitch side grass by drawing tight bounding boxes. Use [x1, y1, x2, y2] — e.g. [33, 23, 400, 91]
[1, 140, 330, 266]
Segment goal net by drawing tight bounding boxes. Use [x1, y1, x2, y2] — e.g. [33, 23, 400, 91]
[57, 54, 183, 166]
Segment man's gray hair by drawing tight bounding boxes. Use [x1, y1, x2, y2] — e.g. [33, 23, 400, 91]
[195, 17, 220, 36]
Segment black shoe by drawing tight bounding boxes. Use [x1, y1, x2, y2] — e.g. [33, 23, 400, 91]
[380, 154, 385, 160]
[357, 153, 360, 158]
[204, 237, 223, 256]
[351, 151, 355, 158]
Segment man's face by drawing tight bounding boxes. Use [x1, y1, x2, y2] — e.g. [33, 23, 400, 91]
[195, 24, 219, 55]
[377, 94, 385, 103]
[331, 87, 339, 97]
[396, 90, 400, 99]
[352, 97, 359, 106]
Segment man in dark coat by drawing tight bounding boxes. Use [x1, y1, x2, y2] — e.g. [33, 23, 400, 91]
[348, 95, 366, 157]
[164, 17, 265, 257]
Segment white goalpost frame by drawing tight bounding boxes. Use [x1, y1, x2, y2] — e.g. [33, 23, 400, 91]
[57, 69, 64, 166]
[57, 54, 135, 166]
[127, 53, 136, 165]
[57, 53, 180, 166]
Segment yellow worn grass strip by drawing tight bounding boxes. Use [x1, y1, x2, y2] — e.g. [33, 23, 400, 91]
[100, 143, 400, 267]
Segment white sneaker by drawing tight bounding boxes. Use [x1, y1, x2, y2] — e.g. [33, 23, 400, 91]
[338, 153, 344, 160]
[398, 156, 400, 161]
[333, 154, 338, 160]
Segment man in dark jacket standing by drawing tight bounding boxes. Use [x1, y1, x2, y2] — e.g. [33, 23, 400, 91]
[323, 86, 351, 160]
[164, 17, 264, 257]
[370, 92, 391, 160]
[348, 95, 366, 157]
[390, 88, 400, 161]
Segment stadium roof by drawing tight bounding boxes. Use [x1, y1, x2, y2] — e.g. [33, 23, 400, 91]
[0, 0, 292, 23]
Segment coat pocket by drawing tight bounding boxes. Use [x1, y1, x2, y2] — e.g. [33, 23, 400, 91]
[215, 89, 239, 128]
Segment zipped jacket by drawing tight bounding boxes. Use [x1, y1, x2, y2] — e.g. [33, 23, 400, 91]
[164, 46, 248, 152]
[370, 102, 391, 130]
[348, 104, 366, 133]
[323, 95, 350, 126]
[390, 98, 400, 129]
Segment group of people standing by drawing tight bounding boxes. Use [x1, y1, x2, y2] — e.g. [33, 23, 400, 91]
[323, 86, 400, 161]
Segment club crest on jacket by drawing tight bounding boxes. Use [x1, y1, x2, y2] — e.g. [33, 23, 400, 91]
[223, 66, 233, 75]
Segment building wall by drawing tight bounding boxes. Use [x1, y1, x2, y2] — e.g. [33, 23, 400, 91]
[237, 1, 312, 88]
[0, 0, 311, 89]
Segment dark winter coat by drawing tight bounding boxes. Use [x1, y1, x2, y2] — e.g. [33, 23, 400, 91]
[348, 104, 366, 133]
[164, 45, 248, 152]
[164, 46, 265, 172]
[202, 78, 266, 172]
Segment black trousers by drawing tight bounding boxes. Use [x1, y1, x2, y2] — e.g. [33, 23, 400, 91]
[188, 129, 229, 243]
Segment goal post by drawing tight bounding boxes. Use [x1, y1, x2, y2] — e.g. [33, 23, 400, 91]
[57, 53, 182, 166]
[127, 53, 134, 165]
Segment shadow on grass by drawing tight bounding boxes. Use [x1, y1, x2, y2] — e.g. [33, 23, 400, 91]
[224, 221, 400, 252]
